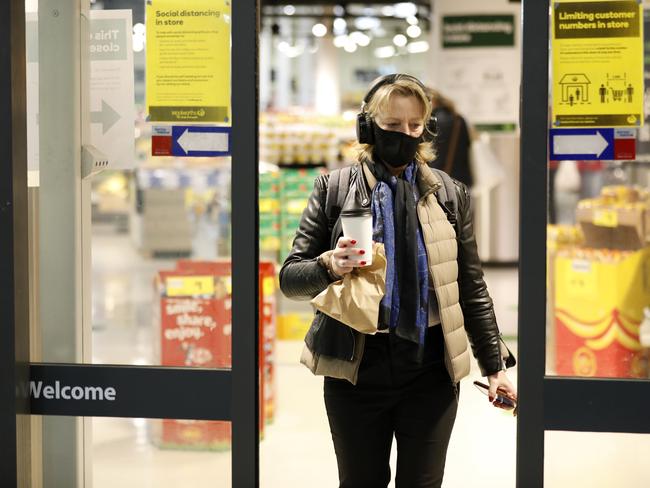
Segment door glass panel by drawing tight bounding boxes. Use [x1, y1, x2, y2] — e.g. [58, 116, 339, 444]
[546, 2, 650, 379]
[27, 2, 235, 368]
[89, 1, 234, 368]
[26, 0, 239, 486]
[93, 417, 231, 487]
[545, 431, 650, 487]
[34, 416, 231, 488]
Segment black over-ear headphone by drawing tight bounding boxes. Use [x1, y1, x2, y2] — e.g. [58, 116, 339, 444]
[356, 73, 438, 144]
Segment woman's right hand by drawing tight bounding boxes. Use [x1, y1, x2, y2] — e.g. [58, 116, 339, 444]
[330, 237, 367, 277]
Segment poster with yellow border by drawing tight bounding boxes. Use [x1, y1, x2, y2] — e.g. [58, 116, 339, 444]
[552, 0, 643, 127]
[146, 0, 231, 123]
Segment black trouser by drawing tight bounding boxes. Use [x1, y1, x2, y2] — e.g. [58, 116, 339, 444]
[324, 326, 458, 488]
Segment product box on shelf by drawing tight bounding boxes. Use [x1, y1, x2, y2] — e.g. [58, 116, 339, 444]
[260, 213, 281, 252]
[577, 205, 650, 250]
[576, 185, 650, 251]
[259, 171, 280, 197]
[259, 261, 277, 425]
[554, 246, 650, 378]
[154, 260, 277, 450]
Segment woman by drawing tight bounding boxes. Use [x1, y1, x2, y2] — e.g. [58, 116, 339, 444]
[425, 87, 473, 187]
[279, 74, 516, 488]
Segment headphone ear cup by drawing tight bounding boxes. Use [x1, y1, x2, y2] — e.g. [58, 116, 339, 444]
[426, 116, 438, 140]
[356, 113, 375, 144]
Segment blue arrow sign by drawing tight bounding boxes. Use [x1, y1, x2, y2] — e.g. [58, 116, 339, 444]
[549, 128, 614, 160]
[171, 126, 231, 157]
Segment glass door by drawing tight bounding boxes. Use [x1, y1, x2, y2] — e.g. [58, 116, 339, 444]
[519, 0, 650, 486]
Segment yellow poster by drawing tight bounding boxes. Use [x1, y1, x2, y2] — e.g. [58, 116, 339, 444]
[146, 0, 231, 123]
[552, 0, 643, 127]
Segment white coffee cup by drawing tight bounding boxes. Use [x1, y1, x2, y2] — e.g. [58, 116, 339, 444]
[340, 208, 373, 266]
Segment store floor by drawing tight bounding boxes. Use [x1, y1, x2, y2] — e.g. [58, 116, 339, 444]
[90, 227, 650, 488]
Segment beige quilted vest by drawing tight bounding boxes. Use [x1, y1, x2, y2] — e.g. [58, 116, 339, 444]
[363, 162, 471, 383]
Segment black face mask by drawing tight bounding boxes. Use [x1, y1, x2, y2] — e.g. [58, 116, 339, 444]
[372, 124, 422, 168]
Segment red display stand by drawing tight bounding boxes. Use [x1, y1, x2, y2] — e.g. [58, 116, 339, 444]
[155, 260, 276, 450]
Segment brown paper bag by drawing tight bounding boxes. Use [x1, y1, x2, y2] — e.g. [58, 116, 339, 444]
[311, 243, 387, 334]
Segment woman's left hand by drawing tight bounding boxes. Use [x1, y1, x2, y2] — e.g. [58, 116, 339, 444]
[487, 371, 517, 409]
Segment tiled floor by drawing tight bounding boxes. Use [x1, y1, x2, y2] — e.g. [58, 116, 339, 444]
[89, 228, 650, 487]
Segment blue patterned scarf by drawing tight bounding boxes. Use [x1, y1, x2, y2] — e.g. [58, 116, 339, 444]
[370, 161, 429, 346]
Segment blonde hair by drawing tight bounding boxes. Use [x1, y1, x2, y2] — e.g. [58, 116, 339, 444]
[356, 75, 436, 165]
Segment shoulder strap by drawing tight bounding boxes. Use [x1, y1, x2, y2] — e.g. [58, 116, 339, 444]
[432, 169, 460, 235]
[324, 165, 353, 232]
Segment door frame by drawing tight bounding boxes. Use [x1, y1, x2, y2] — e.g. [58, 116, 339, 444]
[1, 0, 30, 486]
[1, 0, 260, 486]
[517, 1, 650, 486]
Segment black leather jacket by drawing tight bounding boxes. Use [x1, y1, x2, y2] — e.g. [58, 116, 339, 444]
[279, 165, 512, 376]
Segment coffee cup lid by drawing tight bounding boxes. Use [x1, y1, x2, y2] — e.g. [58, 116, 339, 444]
[340, 208, 372, 217]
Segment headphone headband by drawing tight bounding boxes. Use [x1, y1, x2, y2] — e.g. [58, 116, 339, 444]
[361, 73, 426, 111]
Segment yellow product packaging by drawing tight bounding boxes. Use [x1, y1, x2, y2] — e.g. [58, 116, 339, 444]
[277, 313, 313, 341]
[554, 246, 650, 378]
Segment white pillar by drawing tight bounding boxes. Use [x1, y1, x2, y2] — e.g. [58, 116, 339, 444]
[315, 35, 340, 115]
[275, 18, 293, 110]
[259, 24, 272, 110]
[297, 19, 315, 109]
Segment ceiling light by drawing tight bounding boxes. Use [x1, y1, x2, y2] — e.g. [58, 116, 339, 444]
[357, 34, 371, 47]
[406, 25, 421, 38]
[381, 6, 395, 16]
[333, 35, 348, 48]
[393, 34, 407, 47]
[406, 16, 418, 26]
[312, 23, 327, 37]
[350, 31, 370, 46]
[333, 5, 345, 16]
[374, 45, 396, 58]
[355, 16, 380, 31]
[279, 42, 305, 58]
[394, 3, 417, 18]
[407, 41, 429, 54]
[133, 23, 145, 35]
[333, 17, 347, 34]
[286, 46, 304, 58]
[283, 5, 296, 15]
[344, 41, 357, 53]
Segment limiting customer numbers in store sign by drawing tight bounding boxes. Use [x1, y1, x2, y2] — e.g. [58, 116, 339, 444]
[551, 0, 644, 128]
[166, 276, 215, 297]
